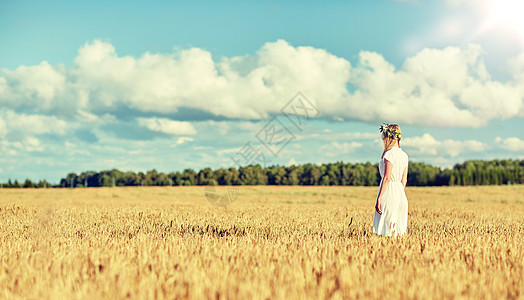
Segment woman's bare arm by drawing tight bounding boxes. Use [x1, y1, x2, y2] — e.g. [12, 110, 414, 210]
[401, 165, 408, 189]
[375, 158, 392, 215]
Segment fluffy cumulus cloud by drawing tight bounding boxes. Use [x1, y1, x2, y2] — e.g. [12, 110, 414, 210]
[0, 62, 67, 111]
[402, 133, 486, 157]
[0, 109, 69, 155]
[137, 117, 196, 135]
[495, 137, 524, 152]
[0, 39, 522, 132]
[2, 110, 68, 135]
[346, 45, 523, 127]
[60, 39, 351, 120]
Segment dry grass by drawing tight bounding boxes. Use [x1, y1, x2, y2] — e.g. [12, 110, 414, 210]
[0, 185, 523, 299]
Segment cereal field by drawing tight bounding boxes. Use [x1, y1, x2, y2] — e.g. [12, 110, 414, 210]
[0, 185, 523, 299]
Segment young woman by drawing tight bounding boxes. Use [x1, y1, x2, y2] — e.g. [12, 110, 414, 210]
[373, 123, 409, 237]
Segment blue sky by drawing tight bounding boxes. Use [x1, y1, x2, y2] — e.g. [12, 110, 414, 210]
[0, 0, 523, 183]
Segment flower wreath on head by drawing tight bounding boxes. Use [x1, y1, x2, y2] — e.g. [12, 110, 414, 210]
[379, 123, 402, 140]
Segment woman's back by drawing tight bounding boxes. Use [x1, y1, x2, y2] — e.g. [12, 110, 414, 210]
[379, 146, 408, 182]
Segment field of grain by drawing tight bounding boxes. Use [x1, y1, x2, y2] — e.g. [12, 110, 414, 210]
[0, 185, 522, 299]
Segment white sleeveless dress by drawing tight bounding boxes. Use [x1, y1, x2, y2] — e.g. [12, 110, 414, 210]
[373, 146, 409, 237]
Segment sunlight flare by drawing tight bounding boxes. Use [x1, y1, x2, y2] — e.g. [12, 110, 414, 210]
[484, 0, 524, 41]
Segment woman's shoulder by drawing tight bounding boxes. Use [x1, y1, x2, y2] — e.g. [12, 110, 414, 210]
[384, 147, 408, 161]
[383, 147, 398, 161]
[386, 146, 403, 155]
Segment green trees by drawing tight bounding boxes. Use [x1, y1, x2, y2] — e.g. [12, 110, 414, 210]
[301, 164, 321, 185]
[0, 178, 49, 188]
[70, 159, 519, 187]
[449, 160, 523, 186]
[407, 162, 441, 186]
[1, 159, 522, 188]
[181, 169, 197, 186]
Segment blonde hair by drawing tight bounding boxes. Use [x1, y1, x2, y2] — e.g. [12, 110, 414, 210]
[381, 124, 401, 158]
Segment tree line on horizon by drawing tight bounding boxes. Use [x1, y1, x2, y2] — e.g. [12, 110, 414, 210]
[1, 159, 522, 188]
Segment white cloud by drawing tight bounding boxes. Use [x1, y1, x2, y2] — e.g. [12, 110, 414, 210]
[3, 110, 69, 135]
[0, 39, 522, 131]
[76, 110, 99, 123]
[137, 117, 196, 135]
[174, 136, 194, 145]
[0, 61, 66, 108]
[403, 133, 487, 157]
[495, 137, 524, 151]
[346, 45, 523, 127]
[0, 136, 44, 154]
[0, 39, 364, 123]
[25, 136, 44, 152]
[319, 141, 362, 157]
